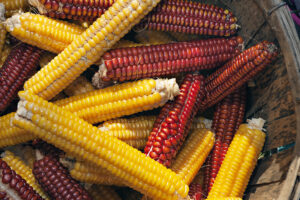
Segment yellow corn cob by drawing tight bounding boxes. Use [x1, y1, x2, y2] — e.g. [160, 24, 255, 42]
[87, 185, 122, 200]
[205, 198, 242, 200]
[207, 118, 266, 198]
[1, 0, 28, 17]
[1, 151, 49, 199]
[5, 12, 85, 54]
[134, 30, 174, 44]
[0, 44, 11, 68]
[54, 78, 179, 124]
[70, 161, 125, 186]
[24, 0, 164, 100]
[171, 128, 214, 185]
[14, 91, 189, 200]
[0, 23, 6, 56]
[39, 52, 56, 68]
[64, 76, 95, 97]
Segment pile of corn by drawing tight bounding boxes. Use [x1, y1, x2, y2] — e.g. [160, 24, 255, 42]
[0, 0, 278, 199]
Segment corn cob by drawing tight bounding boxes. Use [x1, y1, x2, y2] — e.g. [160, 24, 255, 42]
[0, 113, 35, 148]
[171, 128, 214, 185]
[5, 13, 85, 54]
[14, 91, 189, 200]
[55, 78, 179, 124]
[0, 44, 12, 68]
[93, 37, 243, 86]
[189, 183, 203, 200]
[0, 23, 6, 56]
[87, 185, 122, 200]
[203, 87, 246, 195]
[144, 74, 205, 167]
[207, 118, 266, 198]
[0, 43, 43, 112]
[0, 157, 44, 199]
[29, 0, 113, 21]
[134, 30, 174, 44]
[1, 151, 49, 199]
[202, 41, 278, 109]
[0, 0, 29, 17]
[136, 0, 239, 36]
[24, 0, 164, 100]
[33, 155, 92, 200]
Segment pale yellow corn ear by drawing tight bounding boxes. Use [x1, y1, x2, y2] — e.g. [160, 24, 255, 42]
[54, 78, 179, 124]
[0, 0, 28, 17]
[5, 12, 85, 53]
[64, 76, 95, 97]
[39, 52, 56, 68]
[24, 0, 165, 100]
[1, 151, 49, 199]
[14, 91, 189, 200]
[208, 118, 266, 198]
[171, 128, 214, 185]
[87, 185, 122, 200]
[0, 44, 11, 68]
[134, 30, 174, 44]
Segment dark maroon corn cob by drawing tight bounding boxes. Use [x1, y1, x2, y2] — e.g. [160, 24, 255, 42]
[0, 158, 44, 200]
[0, 43, 43, 112]
[203, 87, 246, 195]
[135, 0, 239, 36]
[201, 41, 278, 109]
[144, 74, 205, 167]
[189, 183, 203, 200]
[32, 139, 64, 158]
[33, 155, 92, 200]
[93, 37, 243, 88]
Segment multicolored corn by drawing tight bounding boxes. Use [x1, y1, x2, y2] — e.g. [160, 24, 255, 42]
[5, 13, 85, 54]
[54, 78, 179, 124]
[136, 0, 239, 36]
[0, 0, 29, 17]
[207, 118, 266, 198]
[93, 37, 243, 87]
[64, 76, 95, 97]
[29, 0, 113, 21]
[24, 0, 164, 100]
[1, 151, 49, 199]
[0, 43, 43, 112]
[144, 74, 205, 167]
[14, 91, 189, 200]
[202, 41, 278, 109]
[87, 185, 122, 200]
[0, 157, 43, 199]
[33, 155, 92, 200]
[203, 87, 246, 195]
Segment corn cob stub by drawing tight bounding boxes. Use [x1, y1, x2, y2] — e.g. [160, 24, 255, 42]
[0, 158, 44, 200]
[54, 78, 179, 124]
[24, 0, 164, 100]
[33, 155, 92, 200]
[144, 74, 205, 167]
[29, 0, 113, 21]
[202, 41, 278, 109]
[93, 37, 243, 87]
[207, 118, 266, 198]
[14, 91, 189, 200]
[136, 0, 239, 36]
[0, 43, 43, 112]
[203, 86, 246, 195]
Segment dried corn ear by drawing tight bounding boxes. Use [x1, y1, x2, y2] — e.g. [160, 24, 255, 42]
[207, 118, 266, 198]
[64, 76, 95, 97]
[0, 43, 43, 112]
[202, 41, 278, 109]
[55, 78, 179, 124]
[144, 74, 205, 167]
[14, 91, 189, 200]
[136, 0, 239, 36]
[5, 12, 85, 53]
[24, 0, 165, 100]
[87, 185, 122, 200]
[1, 151, 49, 199]
[0, 157, 43, 199]
[1, 0, 28, 17]
[93, 37, 243, 86]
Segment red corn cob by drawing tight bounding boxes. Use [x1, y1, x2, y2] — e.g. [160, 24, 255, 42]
[189, 183, 203, 200]
[144, 74, 205, 167]
[93, 37, 243, 87]
[201, 41, 278, 109]
[0, 158, 44, 200]
[0, 43, 43, 112]
[29, 0, 113, 21]
[136, 0, 239, 36]
[203, 87, 246, 196]
[33, 155, 92, 200]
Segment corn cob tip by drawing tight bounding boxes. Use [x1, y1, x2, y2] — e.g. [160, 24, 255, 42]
[155, 78, 180, 101]
[0, 3, 5, 21]
[247, 118, 265, 130]
[29, 0, 47, 14]
[4, 12, 21, 32]
[92, 72, 113, 89]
